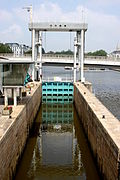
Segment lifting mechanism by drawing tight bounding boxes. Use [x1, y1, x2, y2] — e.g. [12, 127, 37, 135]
[26, 6, 88, 83]
[2, 5, 87, 107]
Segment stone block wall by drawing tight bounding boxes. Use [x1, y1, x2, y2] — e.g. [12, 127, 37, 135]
[0, 83, 42, 180]
[74, 82, 120, 180]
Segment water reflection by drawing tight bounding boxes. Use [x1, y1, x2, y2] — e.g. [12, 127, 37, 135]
[15, 104, 100, 180]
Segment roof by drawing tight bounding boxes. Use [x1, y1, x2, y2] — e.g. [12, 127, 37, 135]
[111, 50, 120, 55]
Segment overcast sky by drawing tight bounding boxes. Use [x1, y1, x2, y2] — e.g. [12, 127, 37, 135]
[0, 0, 120, 53]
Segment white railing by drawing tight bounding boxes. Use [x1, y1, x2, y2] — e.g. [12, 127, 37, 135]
[0, 53, 31, 58]
[42, 76, 73, 82]
[42, 54, 74, 59]
[1, 53, 120, 62]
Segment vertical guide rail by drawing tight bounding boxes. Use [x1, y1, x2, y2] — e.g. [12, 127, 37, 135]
[77, 32, 81, 81]
[74, 36, 77, 83]
[39, 31, 42, 82]
[77, 30, 85, 82]
[32, 29, 43, 82]
[32, 29, 35, 81]
[35, 31, 39, 80]
[80, 29, 85, 82]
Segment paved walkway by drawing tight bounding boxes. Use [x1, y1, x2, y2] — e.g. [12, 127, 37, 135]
[0, 82, 40, 140]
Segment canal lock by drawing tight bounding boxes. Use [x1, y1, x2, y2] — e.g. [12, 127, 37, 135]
[14, 81, 100, 179]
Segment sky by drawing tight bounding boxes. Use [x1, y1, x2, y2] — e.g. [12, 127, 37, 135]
[0, 0, 120, 53]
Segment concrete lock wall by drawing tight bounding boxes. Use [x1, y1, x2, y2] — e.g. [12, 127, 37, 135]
[74, 82, 120, 180]
[0, 83, 42, 180]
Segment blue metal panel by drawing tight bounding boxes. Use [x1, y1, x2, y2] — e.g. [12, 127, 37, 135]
[42, 82, 73, 104]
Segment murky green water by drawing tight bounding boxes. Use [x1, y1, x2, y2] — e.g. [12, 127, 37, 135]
[15, 104, 100, 180]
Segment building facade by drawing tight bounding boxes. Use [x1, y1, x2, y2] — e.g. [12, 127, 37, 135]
[5, 43, 31, 56]
[108, 45, 120, 58]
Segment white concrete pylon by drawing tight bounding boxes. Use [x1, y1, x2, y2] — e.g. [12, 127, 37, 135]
[4, 88, 8, 106]
[35, 31, 39, 61]
[32, 29, 35, 81]
[77, 32, 81, 78]
[35, 31, 39, 80]
[14, 88, 17, 106]
[39, 31, 42, 83]
[74, 37, 77, 83]
[80, 29, 85, 83]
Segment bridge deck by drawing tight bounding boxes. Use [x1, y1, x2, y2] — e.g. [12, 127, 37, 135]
[0, 55, 120, 68]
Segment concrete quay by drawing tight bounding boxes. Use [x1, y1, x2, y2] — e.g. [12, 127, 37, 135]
[74, 82, 120, 180]
[0, 82, 42, 180]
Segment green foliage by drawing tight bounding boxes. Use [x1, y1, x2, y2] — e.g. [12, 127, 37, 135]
[87, 49, 107, 56]
[56, 50, 73, 55]
[47, 51, 54, 54]
[47, 49, 73, 55]
[0, 43, 12, 53]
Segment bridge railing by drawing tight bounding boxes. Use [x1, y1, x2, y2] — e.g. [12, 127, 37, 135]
[1, 53, 120, 62]
[42, 54, 74, 59]
[0, 53, 31, 58]
[43, 54, 120, 62]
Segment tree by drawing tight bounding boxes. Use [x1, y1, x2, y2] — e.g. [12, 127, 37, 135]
[87, 49, 107, 56]
[49, 49, 74, 55]
[47, 51, 54, 54]
[0, 43, 12, 53]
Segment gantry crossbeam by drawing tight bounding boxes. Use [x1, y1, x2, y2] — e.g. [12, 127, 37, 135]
[29, 22, 88, 32]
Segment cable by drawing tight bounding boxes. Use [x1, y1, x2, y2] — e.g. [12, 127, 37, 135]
[44, 31, 47, 52]
[70, 32, 71, 50]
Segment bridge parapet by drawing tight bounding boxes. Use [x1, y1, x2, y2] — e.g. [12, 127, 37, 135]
[1, 53, 120, 62]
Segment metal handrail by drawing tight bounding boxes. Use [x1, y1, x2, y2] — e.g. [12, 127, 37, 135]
[1, 53, 120, 62]
[42, 76, 73, 82]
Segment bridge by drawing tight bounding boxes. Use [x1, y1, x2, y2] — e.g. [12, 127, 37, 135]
[1, 54, 120, 69]
[1, 53, 120, 67]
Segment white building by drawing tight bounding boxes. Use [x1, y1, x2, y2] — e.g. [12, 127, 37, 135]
[108, 45, 120, 58]
[5, 43, 31, 56]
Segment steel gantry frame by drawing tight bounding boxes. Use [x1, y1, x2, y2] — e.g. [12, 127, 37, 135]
[29, 22, 88, 83]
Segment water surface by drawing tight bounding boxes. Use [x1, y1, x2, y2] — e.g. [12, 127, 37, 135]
[15, 66, 120, 179]
[43, 66, 120, 119]
[85, 70, 120, 119]
[15, 104, 100, 180]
